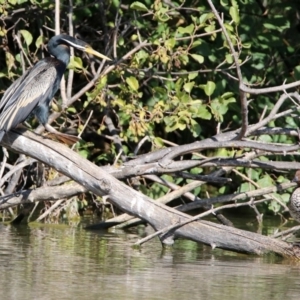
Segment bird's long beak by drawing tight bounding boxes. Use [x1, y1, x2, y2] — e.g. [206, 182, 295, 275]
[85, 46, 111, 61]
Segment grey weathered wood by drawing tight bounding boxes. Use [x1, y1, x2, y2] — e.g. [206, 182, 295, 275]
[1, 129, 299, 258]
[0, 183, 86, 209]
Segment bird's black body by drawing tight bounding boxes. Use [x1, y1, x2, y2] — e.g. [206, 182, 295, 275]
[0, 34, 109, 141]
[0, 57, 65, 140]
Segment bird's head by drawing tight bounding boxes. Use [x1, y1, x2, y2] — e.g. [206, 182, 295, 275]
[48, 34, 111, 62]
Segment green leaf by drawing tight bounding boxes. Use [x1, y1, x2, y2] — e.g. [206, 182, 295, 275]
[179, 54, 189, 65]
[158, 47, 169, 64]
[0, 26, 7, 36]
[221, 92, 235, 99]
[200, 81, 215, 96]
[238, 182, 255, 193]
[153, 137, 164, 147]
[19, 29, 33, 46]
[220, 0, 229, 6]
[126, 76, 139, 91]
[225, 54, 233, 64]
[210, 97, 233, 122]
[257, 135, 272, 143]
[130, 34, 138, 42]
[164, 117, 178, 132]
[153, 6, 170, 22]
[268, 199, 280, 213]
[130, 2, 148, 12]
[190, 54, 204, 64]
[190, 119, 201, 137]
[165, 38, 176, 50]
[118, 36, 124, 46]
[197, 105, 211, 120]
[79, 149, 89, 159]
[68, 56, 83, 70]
[135, 50, 149, 63]
[257, 174, 274, 188]
[204, 24, 216, 33]
[224, 23, 234, 32]
[280, 193, 291, 204]
[188, 72, 198, 80]
[35, 35, 44, 48]
[177, 24, 194, 35]
[242, 42, 251, 49]
[177, 121, 186, 130]
[191, 40, 202, 49]
[199, 13, 214, 24]
[67, 107, 77, 113]
[231, 0, 239, 8]
[183, 82, 195, 93]
[5, 52, 15, 72]
[277, 175, 288, 184]
[294, 65, 300, 81]
[219, 186, 227, 194]
[216, 148, 232, 157]
[285, 116, 298, 127]
[263, 23, 277, 30]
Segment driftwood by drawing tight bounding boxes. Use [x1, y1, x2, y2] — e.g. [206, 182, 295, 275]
[1, 128, 300, 259]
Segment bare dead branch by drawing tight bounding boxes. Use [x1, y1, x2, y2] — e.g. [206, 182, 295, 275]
[178, 182, 295, 212]
[0, 182, 86, 209]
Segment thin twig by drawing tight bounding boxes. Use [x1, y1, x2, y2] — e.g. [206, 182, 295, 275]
[66, 0, 75, 100]
[272, 225, 300, 239]
[206, 0, 248, 139]
[0, 158, 36, 188]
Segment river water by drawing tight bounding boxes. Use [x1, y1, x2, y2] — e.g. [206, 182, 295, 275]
[0, 218, 300, 300]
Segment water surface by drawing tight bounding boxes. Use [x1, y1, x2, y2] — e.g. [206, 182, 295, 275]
[0, 220, 299, 300]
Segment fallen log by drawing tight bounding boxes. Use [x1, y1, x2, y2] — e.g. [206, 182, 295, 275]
[1, 129, 299, 258]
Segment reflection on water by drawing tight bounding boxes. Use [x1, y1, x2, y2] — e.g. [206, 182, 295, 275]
[0, 222, 300, 300]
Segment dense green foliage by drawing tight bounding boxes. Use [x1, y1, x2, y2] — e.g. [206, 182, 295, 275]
[1, 0, 300, 221]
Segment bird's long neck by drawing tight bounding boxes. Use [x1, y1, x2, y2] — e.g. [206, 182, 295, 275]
[50, 44, 70, 66]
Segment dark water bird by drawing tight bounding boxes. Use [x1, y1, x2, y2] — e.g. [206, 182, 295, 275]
[0, 34, 110, 143]
[288, 170, 300, 223]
